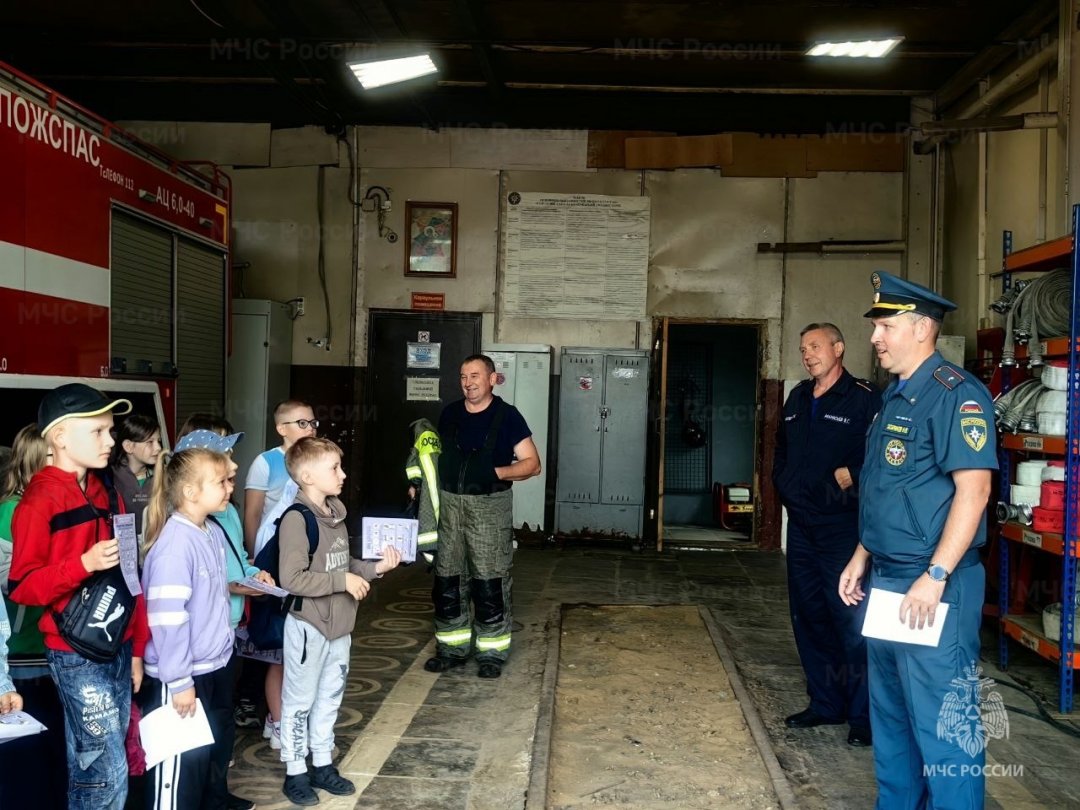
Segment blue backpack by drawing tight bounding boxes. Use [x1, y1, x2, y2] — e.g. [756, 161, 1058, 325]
[247, 503, 319, 650]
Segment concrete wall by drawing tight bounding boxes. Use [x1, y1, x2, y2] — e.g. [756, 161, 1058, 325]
[940, 75, 1062, 354]
[782, 173, 903, 379]
[119, 121, 903, 386]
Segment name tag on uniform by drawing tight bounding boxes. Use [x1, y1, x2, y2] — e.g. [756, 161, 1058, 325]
[861, 588, 949, 647]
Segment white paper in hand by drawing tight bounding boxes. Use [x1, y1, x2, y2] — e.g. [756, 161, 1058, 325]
[0, 710, 46, 744]
[861, 587, 950, 647]
[114, 513, 142, 596]
[139, 698, 214, 769]
[361, 516, 417, 563]
[240, 576, 289, 599]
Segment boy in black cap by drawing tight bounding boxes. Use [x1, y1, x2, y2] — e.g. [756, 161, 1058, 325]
[9, 383, 149, 810]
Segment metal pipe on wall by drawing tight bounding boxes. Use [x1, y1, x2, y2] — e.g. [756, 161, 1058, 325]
[1066, 0, 1080, 214]
[915, 43, 1058, 154]
[1039, 67, 1050, 243]
[957, 43, 1057, 119]
[349, 126, 361, 366]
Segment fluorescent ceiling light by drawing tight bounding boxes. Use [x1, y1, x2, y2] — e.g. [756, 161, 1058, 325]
[349, 54, 437, 89]
[806, 38, 902, 58]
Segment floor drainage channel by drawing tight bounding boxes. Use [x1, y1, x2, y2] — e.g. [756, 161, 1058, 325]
[527, 603, 799, 810]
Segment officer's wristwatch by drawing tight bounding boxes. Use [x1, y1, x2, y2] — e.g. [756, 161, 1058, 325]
[926, 563, 950, 583]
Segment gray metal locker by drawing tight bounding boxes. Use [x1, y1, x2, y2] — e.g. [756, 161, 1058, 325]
[556, 348, 649, 538]
[484, 343, 552, 531]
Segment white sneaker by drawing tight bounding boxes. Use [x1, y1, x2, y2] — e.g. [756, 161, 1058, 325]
[262, 714, 272, 740]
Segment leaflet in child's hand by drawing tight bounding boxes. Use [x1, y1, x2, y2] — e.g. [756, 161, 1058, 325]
[240, 577, 289, 598]
[114, 514, 141, 596]
[139, 698, 214, 768]
[361, 517, 417, 563]
[0, 711, 46, 744]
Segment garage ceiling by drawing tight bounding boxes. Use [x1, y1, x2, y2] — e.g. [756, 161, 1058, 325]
[0, 0, 1054, 134]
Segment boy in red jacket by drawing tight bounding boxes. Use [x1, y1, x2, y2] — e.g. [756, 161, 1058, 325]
[9, 384, 149, 810]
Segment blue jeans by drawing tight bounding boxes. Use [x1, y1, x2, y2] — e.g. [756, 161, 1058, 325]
[47, 642, 132, 810]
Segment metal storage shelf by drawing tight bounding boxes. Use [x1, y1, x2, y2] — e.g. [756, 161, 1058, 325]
[1014, 336, 1076, 359]
[997, 209, 1080, 713]
[1000, 522, 1075, 558]
[1001, 615, 1080, 669]
[1003, 234, 1073, 273]
[1000, 433, 1067, 454]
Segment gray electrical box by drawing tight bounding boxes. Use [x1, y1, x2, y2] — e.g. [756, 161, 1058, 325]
[556, 348, 649, 538]
[227, 299, 293, 514]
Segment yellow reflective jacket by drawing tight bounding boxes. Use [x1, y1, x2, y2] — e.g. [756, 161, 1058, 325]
[405, 418, 441, 558]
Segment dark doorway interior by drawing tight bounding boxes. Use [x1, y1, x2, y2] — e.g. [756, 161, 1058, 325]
[663, 323, 759, 542]
[364, 310, 482, 516]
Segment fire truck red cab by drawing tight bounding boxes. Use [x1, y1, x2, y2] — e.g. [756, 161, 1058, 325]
[0, 61, 231, 445]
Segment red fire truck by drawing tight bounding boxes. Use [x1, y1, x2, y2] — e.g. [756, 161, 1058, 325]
[0, 61, 231, 443]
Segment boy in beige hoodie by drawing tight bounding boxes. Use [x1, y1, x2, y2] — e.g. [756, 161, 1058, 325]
[277, 437, 401, 806]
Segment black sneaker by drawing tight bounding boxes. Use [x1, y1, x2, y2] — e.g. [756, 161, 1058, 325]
[310, 764, 356, 796]
[424, 655, 467, 673]
[477, 662, 502, 679]
[234, 698, 260, 729]
[282, 773, 319, 806]
[226, 792, 255, 810]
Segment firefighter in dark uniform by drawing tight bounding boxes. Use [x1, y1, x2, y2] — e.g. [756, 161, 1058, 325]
[839, 272, 996, 809]
[425, 354, 541, 679]
[774, 322, 880, 747]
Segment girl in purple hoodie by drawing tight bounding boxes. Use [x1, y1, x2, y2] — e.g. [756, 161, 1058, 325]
[139, 447, 249, 810]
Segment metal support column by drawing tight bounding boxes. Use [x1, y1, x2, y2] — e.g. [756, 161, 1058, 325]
[999, 229, 1014, 671]
[1060, 203, 1080, 713]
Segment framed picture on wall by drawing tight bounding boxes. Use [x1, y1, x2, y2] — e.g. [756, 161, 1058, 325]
[404, 201, 457, 277]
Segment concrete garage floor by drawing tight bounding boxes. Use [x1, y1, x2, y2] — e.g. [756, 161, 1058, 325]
[228, 545, 1080, 809]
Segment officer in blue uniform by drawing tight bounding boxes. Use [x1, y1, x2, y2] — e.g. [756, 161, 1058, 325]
[774, 322, 880, 746]
[839, 271, 996, 810]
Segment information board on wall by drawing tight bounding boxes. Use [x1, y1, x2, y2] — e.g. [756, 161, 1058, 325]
[503, 192, 650, 320]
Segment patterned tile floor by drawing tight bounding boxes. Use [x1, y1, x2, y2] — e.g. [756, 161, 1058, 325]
[224, 545, 1080, 809]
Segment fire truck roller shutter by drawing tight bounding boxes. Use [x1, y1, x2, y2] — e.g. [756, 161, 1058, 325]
[176, 237, 226, 420]
[110, 211, 173, 377]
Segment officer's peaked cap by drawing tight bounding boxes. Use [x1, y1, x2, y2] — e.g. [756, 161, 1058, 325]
[863, 271, 956, 321]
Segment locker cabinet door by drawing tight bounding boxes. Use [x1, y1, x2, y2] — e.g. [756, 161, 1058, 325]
[489, 351, 518, 404]
[510, 352, 551, 530]
[556, 352, 603, 503]
[600, 353, 649, 505]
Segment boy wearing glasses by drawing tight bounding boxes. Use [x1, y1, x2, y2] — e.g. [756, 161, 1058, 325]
[242, 400, 316, 752]
[243, 400, 318, 556]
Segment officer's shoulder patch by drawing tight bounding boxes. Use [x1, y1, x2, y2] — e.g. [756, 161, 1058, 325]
[933, 365, 964, 390]
[855, 379, 875, 392]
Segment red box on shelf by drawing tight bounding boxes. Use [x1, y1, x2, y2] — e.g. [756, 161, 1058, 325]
[1032, 507, 1065, 534]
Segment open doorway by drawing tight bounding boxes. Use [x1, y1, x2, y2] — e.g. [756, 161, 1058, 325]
[653, 320, 761, 549]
